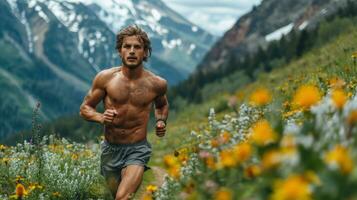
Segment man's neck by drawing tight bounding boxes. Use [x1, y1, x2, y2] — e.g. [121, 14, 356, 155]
[121, 65, 143, 80]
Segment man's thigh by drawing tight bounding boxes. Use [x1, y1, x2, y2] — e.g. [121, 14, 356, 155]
[116, 165, 145, 198]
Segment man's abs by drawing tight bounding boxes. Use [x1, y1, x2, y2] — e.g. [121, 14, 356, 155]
[103, 105, 150, 144]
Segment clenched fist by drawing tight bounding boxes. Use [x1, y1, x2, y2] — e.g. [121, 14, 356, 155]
[156, 120, 166, 137]
[101, 109, 118, 125]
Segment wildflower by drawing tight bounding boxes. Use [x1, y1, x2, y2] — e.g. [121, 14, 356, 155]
[280, 135, 297, 156]
[351, 51, 357, 59]
[205, 156, 216, 170]
[249, 88, 272, 106]
[168, 165, 180, 179]
[163, 154, 178, 167]
[0, 144, 7, 151]
[15, 183, 28, 198]
[331, 89, 347, 109]
[328, 77, 345, 89]
[214, 187, 233, 200]
[270, 174, 312, 200]
[250, 120, 277, 146]
[303, 171, 321, 185]
[262, 150, 281, 170]
[204, 180, 218, 191]
[347, 109, 357, 125]
[219, 131, 231, 144]
[211, 139, 219, 148]
[71, 153, 78, 160]
[244, 165, 262, 178]
[2, 157, 10, 165]
[28, 183, 44, 191]
[52, 191, 61, 197]
[219, 149, 237, 168]
[233, 143, 252, 163]
[292, 85, 321, 110]
[324, 145, 353, 174]
[146, 185, 158, 193]
[15, 176, 25, 182]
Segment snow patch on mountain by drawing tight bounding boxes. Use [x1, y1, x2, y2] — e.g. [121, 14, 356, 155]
[265, 23, 294, 42]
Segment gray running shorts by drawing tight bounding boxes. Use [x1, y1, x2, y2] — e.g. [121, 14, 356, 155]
[100, 139, 152, 183]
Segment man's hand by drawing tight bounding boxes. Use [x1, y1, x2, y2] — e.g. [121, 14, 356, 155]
[102, 109, 118, 125]
[156, 120, 166, 137]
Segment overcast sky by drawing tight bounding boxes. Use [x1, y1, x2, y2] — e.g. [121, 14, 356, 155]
[162, 0, 262, 36]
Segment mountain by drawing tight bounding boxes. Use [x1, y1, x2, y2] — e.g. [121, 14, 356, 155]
[0, 0, 216, 139]
[171, 0, 353, 103]
[196, 0, 347, 74]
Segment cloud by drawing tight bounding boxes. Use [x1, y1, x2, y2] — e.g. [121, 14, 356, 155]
[162, 0, 261, 35]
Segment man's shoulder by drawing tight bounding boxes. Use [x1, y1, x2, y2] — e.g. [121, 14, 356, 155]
[97, 67, 121, 79]
[93, 67, 120, 85]
[144, 70, 167, 94]
[144, 70, 167, 86]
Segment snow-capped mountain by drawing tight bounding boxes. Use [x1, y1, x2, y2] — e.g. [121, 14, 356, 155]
[0, 0, 216, 138]
[195, 0, 349, 73]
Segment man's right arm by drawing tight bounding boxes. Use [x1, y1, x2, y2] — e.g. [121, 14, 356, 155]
[79, 71, 107, 124]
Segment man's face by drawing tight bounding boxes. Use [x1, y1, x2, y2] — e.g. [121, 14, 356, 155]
[119, 36, 147, 69]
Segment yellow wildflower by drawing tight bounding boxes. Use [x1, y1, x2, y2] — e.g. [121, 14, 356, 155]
[205, 156, 216, 170]
[292, 85, 321, 110]
[71, 153, 78, 160]
[351, 51, 357, 59]
[347, 109, 357, 125]
[168, 165, 180, 179]
[219, 149, 237, 168]
[262, 150, 281, 170]
[303, 171, 321, 185]
[163, 154, 178, 167]
[2, 157, 10, 165]
[244, 165, 262, 178]
[233, 143, 252, 163]
[211, 139, 219, 148]
[15, 175, 25, 182]
[331, 89, 347, 109]
[15, 183, 28, 198]
[220, 131, 231, 144]
[146, 185, 158, 193]
[0, 144, 7, 150]
[52, 191, 61, 197]
[270, 174, 312, 200]
[28, 182, 44, 191]
[324, 145, 353, 174]
[249, 88, 272, 106]
[328, 77, 345, 89]
[214, 187, 233, 200]
[250, 120, 277, 146]
[280, 135, 297, 156]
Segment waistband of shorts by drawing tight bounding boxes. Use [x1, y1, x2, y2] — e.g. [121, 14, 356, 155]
[103, 139, 148, 147]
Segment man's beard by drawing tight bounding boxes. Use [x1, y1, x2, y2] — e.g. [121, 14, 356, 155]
[122, 58, 143, 69]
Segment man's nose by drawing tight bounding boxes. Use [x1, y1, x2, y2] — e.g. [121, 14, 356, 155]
[129, 47, 135, 53]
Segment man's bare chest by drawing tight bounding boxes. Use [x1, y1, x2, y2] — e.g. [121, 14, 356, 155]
[105, 79, 156, 107]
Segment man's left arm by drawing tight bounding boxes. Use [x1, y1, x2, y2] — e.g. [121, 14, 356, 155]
[154, 80, 169, 137]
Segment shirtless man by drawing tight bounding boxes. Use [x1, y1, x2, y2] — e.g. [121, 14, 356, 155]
[79, 25, 169, 200]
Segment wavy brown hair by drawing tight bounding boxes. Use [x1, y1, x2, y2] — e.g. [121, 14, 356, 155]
[116, 25, 152, 62]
